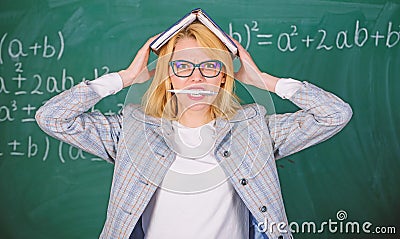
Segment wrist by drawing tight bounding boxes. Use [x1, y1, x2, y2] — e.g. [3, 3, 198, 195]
[118, 70, 132, 88]
[260, 72, 279, 92]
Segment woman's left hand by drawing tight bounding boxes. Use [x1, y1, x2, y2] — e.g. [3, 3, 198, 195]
[231, 37, 279, 93]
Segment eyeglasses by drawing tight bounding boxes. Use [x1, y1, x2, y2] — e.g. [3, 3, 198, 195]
[169, 60, 223, 78]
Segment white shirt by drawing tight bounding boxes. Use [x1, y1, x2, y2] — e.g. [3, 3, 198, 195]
[86, 72, 302, 238]
[141, 121, 249, 239]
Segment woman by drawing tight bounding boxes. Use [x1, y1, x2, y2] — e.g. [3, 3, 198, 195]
[36, 23, 352, 239]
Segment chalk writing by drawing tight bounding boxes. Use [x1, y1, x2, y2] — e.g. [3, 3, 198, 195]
[0, 31, 64, 64]
[1, 135, 107, 163]
[0, 100, 16, 122]
[229, 20, 399, 51]
[0, 31, 120, 164]
[0, 63, 112, 97]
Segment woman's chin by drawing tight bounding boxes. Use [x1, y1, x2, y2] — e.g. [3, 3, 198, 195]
[187, 103, 211, 111]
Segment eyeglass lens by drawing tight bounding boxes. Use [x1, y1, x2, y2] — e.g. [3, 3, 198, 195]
[171, 60, 222, 77]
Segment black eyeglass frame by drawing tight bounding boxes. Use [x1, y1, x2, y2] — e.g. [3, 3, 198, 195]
[169, 60, 223, 78]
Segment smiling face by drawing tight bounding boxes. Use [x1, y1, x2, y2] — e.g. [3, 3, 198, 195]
[169, 37, 226, 114]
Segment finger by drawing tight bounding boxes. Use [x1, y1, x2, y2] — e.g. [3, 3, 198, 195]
[144, 33, 162, 47]
[142, 45, 151, 65]
[139, 33, 162, 63]
[150, 33, 162, 41]
[227, 35, 250, 63]
[148, 69, 156, 78]
[228, 35, 247, 52]
[136, 33, 161, 55]
[227, 34, 240, 45]
[136, 35, 161, 65]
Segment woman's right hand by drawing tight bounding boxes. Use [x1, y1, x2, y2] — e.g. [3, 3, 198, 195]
[118, 34, 160, 88]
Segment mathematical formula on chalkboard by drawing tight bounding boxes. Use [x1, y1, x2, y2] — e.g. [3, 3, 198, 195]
[229, 20, 399, 51]
[0, 18, 398, 163]
[0, 62, 115, 122]
[0, 31, 64, 65]
[4, 136, 103, 163]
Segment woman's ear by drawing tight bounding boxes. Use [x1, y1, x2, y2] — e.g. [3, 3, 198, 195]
[221, 74, 226, 84]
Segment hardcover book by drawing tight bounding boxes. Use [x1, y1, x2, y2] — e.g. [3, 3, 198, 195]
[150, 8, 238, 56]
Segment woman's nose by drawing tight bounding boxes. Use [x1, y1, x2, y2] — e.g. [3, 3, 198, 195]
[190, 68, 205, 82]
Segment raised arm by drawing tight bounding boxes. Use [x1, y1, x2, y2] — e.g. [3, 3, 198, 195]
[35, 74, 123, 163]
[266, 80, 352, 159]
[36, 35, 159, 163]
[232, 37, 352, 159]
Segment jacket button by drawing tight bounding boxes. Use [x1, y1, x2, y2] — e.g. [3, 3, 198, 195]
[223, 150, 230, 157]
[240, 178, 248, 185]
[259, 205, 267, 212]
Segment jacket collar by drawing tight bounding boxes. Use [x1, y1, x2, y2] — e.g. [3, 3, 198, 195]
[128, 104, 261, 140]
[128, 104, 260, 126]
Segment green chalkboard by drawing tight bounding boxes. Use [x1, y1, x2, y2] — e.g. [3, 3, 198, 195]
[0, 1, 399, 238]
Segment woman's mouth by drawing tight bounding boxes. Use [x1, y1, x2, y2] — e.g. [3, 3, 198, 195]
[187, 87, 207, 100]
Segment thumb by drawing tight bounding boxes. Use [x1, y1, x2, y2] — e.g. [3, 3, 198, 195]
[148, 69, 156, 78]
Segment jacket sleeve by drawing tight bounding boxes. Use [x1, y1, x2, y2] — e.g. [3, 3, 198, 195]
[266, 81, 353, 160]
[35, 81, 122, 163]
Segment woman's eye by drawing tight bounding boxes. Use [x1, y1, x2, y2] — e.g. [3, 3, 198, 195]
[176, 63, 190, 69]
[203, 63, 217, 69]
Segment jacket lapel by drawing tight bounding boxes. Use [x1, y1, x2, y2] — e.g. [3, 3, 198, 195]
[127, 104, 261, 185]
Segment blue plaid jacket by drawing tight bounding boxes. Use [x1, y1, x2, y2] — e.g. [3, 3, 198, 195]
[36, 80, 352, 239]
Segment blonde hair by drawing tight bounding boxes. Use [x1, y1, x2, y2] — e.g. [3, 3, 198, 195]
[142, 22, 240, 120]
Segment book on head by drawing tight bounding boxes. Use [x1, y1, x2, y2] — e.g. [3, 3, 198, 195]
[150, 8, 238, 56]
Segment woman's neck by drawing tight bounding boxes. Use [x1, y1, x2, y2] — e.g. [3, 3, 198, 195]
[177, 108, 214, 128]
